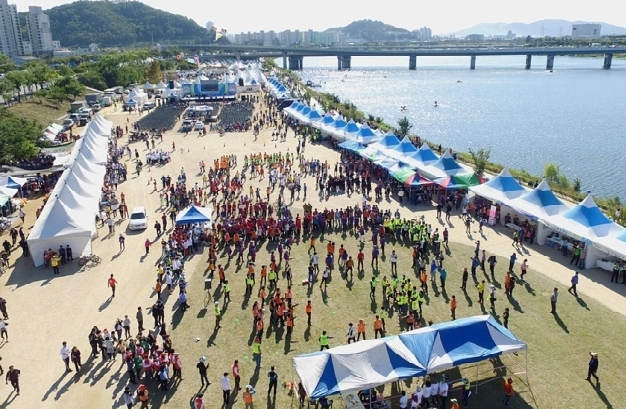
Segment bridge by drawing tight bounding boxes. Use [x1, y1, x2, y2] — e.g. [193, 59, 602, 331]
[173, 44, 626, 70]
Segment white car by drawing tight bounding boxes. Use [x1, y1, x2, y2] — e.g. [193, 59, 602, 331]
[128, 206, 148, 230]
[194, 121, 204, 131]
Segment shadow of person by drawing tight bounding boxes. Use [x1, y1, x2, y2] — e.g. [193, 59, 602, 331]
[42, 370, 71, 401]
[553, 312, 569, 333]
[592, 381, 612, 408]
[99, 297, 113, 312]
[576, 297, 591, 311]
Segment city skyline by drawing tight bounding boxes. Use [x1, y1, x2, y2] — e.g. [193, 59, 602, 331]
[9, 0, 626, 35]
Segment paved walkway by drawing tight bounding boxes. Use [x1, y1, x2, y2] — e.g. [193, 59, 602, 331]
[0, 103, 624, 408]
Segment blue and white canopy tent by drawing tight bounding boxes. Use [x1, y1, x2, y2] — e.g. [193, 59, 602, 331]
[594, 228, 626, 261]
[304, 109, 323, 123]
[420, 149, 472, 179]
[175, 205, 213, 226]
[312, 113, 336, 129]
[338, 140, 365, 154]
[386, 136, 418, 162]
[542, 194, 623, 267]
[469, 168, 527, 204]
[341, 119, 361, 137]
[346, 124, 382, 144]
[506, 179, 570, 221]
[321, 118, 348, 139]
[372, 132, 401, 151]
[405, 143, 440, 169]
[294, 315, 527, 399]
[283, 101, 301, 117]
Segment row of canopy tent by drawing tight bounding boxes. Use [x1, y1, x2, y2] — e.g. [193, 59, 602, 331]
[27, 114, 113, 267]
[293, 315, 527, 399]
[267, 77, 292, 100]
[467, 168, 626, 265]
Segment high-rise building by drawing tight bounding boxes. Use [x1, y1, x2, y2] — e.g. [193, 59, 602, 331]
[205, 21, 214, 31]
[27, 6, 53, 55]
[0, 0, 24, 57]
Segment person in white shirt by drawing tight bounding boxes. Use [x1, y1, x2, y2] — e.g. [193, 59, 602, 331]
[438, 376, 449, 408]
[60, 341, 72, 372]
[346, 323, 356, 344]
[220, 372, 231, 405]
[422, 378, 432, 407]
[430, 378, 440, 406]
[413, 386, 422, 408]
[390, 251, 398, 275]
[398, 390, 408, 409]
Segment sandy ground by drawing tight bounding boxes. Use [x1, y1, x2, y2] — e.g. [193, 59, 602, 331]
[0, 98, 624, 409]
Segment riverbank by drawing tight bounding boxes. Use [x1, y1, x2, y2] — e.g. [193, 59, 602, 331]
[267, 60, 624, 225]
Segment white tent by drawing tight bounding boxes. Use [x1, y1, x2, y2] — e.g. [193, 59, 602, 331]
[594, 229, 626, 261]
[125, 88, 147, 105]
[87, 114, 113, 137]
[141, 81, 155, 90]
[27, 125, 108, 266]
[469, 168, 527, 203]
[155, 81, 167, 90]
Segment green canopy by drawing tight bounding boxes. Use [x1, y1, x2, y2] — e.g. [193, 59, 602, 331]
[392, 167, 417, 183]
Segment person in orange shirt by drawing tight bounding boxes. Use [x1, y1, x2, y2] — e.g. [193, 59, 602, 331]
[260, 265, 267, 286]
[421, 271, 428, 294]
[503, 378, 514, 405]
[286, 312, 295, 335]
[258, 286, 267, 306]
[345, 257, 354, 276]
[373, 316, 383, 338]
[309, 237, 316, 254]
[218, 266, 226, 285]
[243, 386, 254, 409]
[305, 300, 312, 326]
[450, 295, 457, 320]
[357, 318, 366, 341]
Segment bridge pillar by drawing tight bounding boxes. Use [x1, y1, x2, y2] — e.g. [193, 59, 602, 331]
[546, 55, 554, 70]
[603, 53, 613, 69]
[409, 55, 417, 70]
[282, 53, 287, 69]
[342, 55, 351, 70]
[298, 56, 303, 70]
[288, 56, 303, 71]
[236, 52, 241, 62]
[525, 54, 532, 69]
[470, 55, 476, 70]
[337, 56, 343, 70]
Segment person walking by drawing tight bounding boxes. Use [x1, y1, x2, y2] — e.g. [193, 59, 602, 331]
[550, 288, 558, 313]
[71, 346, 82, 372]
[214, 302, 222, 329]
[0, 297, 8, 320]
[489, 284, 497, 311]
[319, 330, 330, 351]
[476, 280, 485, 305]
[197, 357, 209, 386]
[221, 372, 232, 404]
[568, 272, 579, 297]
[144, 238, 151, 255]
[137, 384, 149, 408]
[108, 274, 118, 297]
[194, 393, 205, 409]
[136, 307, 144, 332]
[119, 234, 126, 251]
[5, 365, 20, 395]
[586, 352, 600, 382]
[60, 341, 72, 372]
[503, 307, 510, 329]
[306, 300, 312, 327]
[460, 268, 468, 291]
[122, 386, 133, 409]
[502, 378, 514, 405]
[267, 366, 279, 397]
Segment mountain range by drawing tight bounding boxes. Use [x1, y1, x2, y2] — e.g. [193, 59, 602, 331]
[448, 19, 626, 37]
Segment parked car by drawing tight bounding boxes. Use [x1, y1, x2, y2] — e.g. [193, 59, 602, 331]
[142, 101, 155, 110]
[128, 206, 148, 230]
[92, 103, 101, 112]
[62, 119, 74, 131]
[194, 121, 204, 131]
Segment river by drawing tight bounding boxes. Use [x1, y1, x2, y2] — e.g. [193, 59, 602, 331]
[289, 55, 626, 199]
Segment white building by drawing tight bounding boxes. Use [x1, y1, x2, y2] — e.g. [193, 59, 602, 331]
[0, 0, 24, 56]
[205, 21, 214, 31]
[22, 41, 32, 55]
[27, 6, 54, 55]
[571, 23, 601, 39]
[52, 40, 61, 50]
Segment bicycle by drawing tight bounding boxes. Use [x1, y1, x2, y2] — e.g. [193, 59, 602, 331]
[78, 254, 102, 267]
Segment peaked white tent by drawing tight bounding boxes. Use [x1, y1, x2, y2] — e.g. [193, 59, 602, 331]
[507, 179, 570, 221]
[88, 114, 113, 137]
[469, 168, 527, 203]
[420, 150, 472, 179]
[594, 229, 626, 261]
[27, 122, 109, 267]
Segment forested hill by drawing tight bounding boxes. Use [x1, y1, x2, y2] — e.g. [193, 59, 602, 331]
[45, 1, 212, 47]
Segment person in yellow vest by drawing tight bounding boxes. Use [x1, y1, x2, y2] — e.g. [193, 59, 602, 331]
[51, 253, 61, 275]
[243, 385, 254, 409]
[252, 338, 262, 368]
[214, 302, 222, 329]
[319, 330, 330, 351]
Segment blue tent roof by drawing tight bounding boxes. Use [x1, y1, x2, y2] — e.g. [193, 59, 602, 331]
[289, 101, 300, 109]
[296, 104, 307, 113]
[294, 315, 526, 399]
[375, 134, 401, 148]
[429, 150, 464, 172]
[408, 143, 439, 164]
[518, 179, 564, 208]
[507, 179, 568, 220]
[342, 120, 361, 135]
[276, 85, 287, 92]
[320, 114, 335, 125]
[2, 177, 23, 189]
[562, 194, 614, 228]
[338, 140, 365, 152]
[301, 106, 312, 116]
[331, 118, 347, 129]
[393, 136, 418, 154]
[355, 124, 376, 138]
[483, 168, 525, 193]
[305, 110, 323, 121]
[175, 205, 213, 225]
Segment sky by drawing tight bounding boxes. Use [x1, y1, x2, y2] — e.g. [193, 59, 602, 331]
[13, 0, 626, 35]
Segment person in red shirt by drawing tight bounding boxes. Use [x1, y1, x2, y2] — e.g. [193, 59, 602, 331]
[357, 250, 364, 271]
[108, 274, 118, 297]
[232, 360, 240, 390]
[144, 238, 151, 255]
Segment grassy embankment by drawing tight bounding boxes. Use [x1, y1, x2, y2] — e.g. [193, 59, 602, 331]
[269, 62, 623, 222]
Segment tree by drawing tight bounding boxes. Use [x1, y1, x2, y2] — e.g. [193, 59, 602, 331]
[146, 60, 163, 84]
[468, 148, 491, 177]
[0, 53, 15, 73]
[0, 79, 14, 105]
[0, 108, 43, 163]
[53, 72, 85, 101]
[5, 71, 26, 102]
[397, 116, 413, 137]
[28, 63, 55, 90]
[544, 163, 561, 186]
[77, 70, 108, 91]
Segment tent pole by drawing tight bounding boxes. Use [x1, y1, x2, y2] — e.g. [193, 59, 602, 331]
[475, 364, 479, 395]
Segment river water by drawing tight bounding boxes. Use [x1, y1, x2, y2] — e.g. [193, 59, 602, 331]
[290, 55, 626, 199]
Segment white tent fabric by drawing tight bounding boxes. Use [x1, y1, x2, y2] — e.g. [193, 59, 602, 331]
[0, 186, 17, 197]
[125, 89, 147, 105]
[506, 179, 570, 221]
[27, 122, 109, 267]
[420, 150, 472, 179]
[88, 114, 113, 136]
[594, 229, 626, 261]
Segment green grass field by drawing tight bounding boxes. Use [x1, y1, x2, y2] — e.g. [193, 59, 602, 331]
[156, 208, 623, 409]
